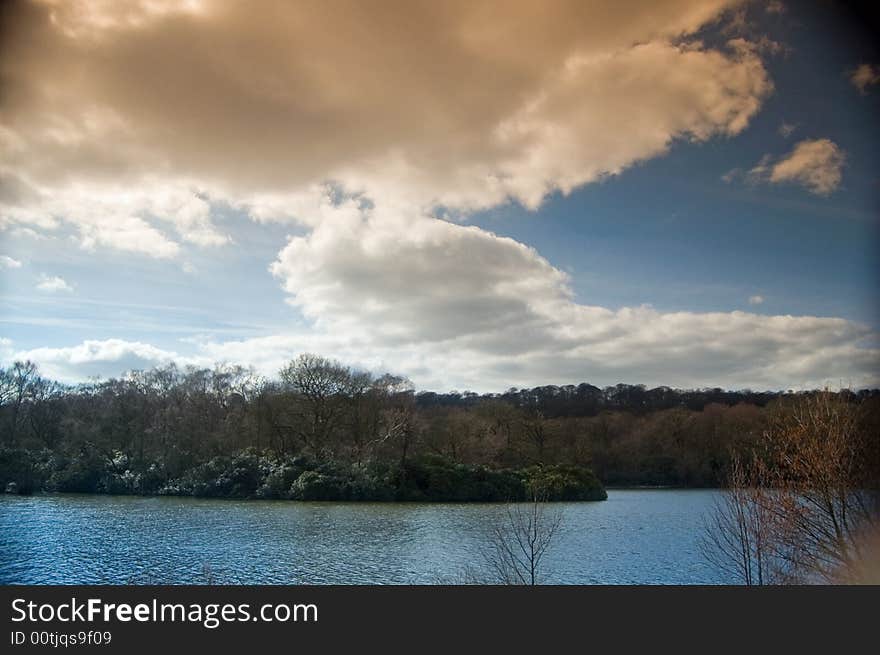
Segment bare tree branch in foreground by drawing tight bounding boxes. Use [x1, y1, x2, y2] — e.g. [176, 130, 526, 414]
[703, 391, 880, 584]
[484, 494, 563, 585]
[700, 454, 782, 585]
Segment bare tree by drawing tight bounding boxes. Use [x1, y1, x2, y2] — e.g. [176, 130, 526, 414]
[522, 409, 550, 463]
[0, 360, 39, 446]
[478, 399, 520, 463]
[279, 354, 352, 454]
[700, 453, 781, 585]
[702, 392, 879, 584]
[27, 376, 65, 449]
[484, 494, 563, 585]
[763, 391, 879, 582]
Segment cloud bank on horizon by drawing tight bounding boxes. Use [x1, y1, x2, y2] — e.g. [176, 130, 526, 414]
[0, 0, 878, 391]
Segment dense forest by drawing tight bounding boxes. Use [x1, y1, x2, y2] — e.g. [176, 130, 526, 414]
[1, 355, 877, 501]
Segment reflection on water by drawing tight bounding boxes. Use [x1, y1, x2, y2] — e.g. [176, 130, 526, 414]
[0, 490, 732, 584]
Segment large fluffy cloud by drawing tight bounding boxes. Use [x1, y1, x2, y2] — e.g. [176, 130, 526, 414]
[1, 0, 770, 246]
[258, 201, 879, 390]
[270, 202, 570, 343]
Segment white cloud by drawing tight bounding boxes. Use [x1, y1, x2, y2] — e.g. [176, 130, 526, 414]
[748, 295, 764, 305]
[8, 339, 188, 381]
[749, 138, 845, 195]
[850, 64, 880, 94]
[36, 274, 74, 293]
[0, 182, 231, 258]
[0, 0, 770, 247]
[269, 204, 570, 344]
[0, 255, 22, 269]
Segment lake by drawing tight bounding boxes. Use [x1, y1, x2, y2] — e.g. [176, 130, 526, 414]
[0, 489, 732, 584]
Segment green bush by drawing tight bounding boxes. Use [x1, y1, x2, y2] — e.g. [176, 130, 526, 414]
[2, 444, 606, 503]
[49, 448, 109, 493]
[0, 447, 44, 494]
[522, 464, 607, 501]
[289, 470, 347, 500]
[394, 457, 519, 501]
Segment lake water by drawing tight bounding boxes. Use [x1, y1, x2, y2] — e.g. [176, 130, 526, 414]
[0, 490, 733, 584]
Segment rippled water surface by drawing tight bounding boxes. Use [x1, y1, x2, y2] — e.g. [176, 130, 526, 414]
[0, 490, 732, 584]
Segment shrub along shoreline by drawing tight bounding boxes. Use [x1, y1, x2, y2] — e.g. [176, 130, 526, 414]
[0, 449, 607, 502]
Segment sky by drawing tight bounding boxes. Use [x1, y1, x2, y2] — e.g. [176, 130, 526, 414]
[0, 0, 878, 392]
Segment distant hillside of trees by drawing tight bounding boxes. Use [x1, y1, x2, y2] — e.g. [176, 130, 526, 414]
[1, 355, 877, 500]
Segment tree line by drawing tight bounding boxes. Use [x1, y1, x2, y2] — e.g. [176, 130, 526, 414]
[1, 355, 877, 501]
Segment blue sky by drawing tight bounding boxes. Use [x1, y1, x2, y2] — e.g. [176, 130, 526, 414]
[1, 0, 878, 391]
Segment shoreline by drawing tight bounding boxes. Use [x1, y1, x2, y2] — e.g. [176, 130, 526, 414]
[2, 489, 609, 504]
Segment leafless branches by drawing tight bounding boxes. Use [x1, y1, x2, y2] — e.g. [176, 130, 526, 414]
[702, 391, 880, 584]
[700, 454, 782, 584]
[484, 494, 563, 585]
